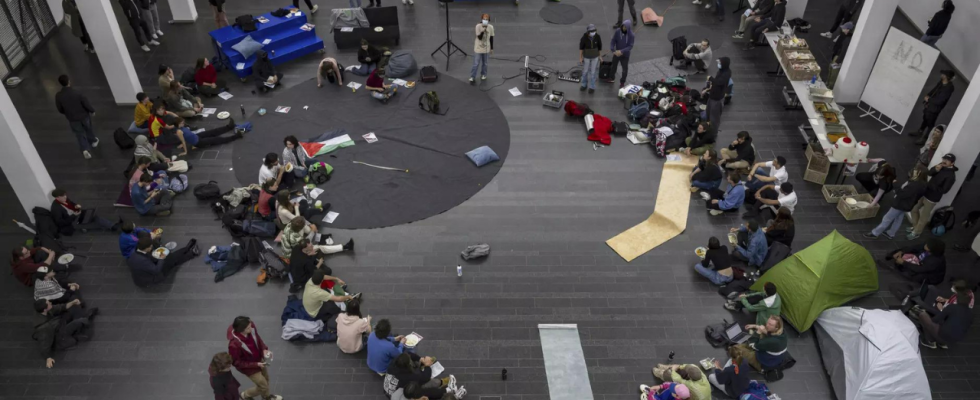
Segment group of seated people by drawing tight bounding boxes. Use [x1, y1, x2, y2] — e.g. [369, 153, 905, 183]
[10, 242, 99, 369]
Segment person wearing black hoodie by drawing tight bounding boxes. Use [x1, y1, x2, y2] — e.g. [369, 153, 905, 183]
[703, 57, 731, 128]
[884, 238, 947, 286]
[819, 0, 862, 39]
[914, 70, 956, 137]
[685, 121, 717, 156]
[865, 169, 928, 240]
[909, 154, 958, 240]
[719, 131, 754, 170]
[386, 353, 451, 399]
[921, 0, 955, 48]
[353, 40, 382, 76]
[744, 0, 786, 48]
[253, 50, 283, 93]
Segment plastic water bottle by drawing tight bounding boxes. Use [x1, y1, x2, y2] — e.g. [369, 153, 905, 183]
[240, 104, 245, 119]
[810, 75, 817, 85]
[456, 265, 462, 277]
[501, 369, 508, 381]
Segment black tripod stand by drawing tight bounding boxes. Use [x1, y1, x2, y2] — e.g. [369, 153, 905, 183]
[431, 0, 467, 70]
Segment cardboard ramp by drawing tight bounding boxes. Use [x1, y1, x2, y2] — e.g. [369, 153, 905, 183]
[607, 155, 699, 262]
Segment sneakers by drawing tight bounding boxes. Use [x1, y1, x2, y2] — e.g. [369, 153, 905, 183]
[704, 3, 711, 9]
[588, 88, 595, 94]
[141, 45, 151, 52]
[709, 209, 724, 216]
[863, 232, 877, 239]
[156, 30, 164, 36]
[920, 339, 937, 349]
[939, 343, 948, 349]
[151, 33, 158, 40]
[343, 238, 355, 251]
[469, 77, 475, 84]
[149, 40, 160, 46]
[311, 4, 319, 13]
[82, 150, 92, 159]
[699, 192, 711, 201]
[723, 301, 738, 311]
[690, 187, 699, 193]
[732, 33, 744, 39]
[481, 75, 487, 80]
[639, 384, 652, 393]
[447, 375, 458, 392]
[907, 233, 920, 240]
[454, 386, 467, 399]
[270, 395, 283, 400]
[820, 32, 833, 38]
[692, 0, 701, 3]
[92, 138, 99, 148]
[905, 226, 914, 233]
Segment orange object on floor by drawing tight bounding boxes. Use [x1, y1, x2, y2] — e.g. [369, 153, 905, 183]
[641, 8, 664, 26]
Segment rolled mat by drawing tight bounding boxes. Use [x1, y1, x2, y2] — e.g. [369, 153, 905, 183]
[606, 154, 699, 262]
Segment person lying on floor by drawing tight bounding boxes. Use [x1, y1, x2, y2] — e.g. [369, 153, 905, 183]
[694, 236, 733, 286]
[689, 149, 723, 192]
[702, 171, 745, 216]
[302, 268, 358, 323]
[34, 297, 97, 369]
[724, 282, 780, 325]
[366, 67, 397, 103]
[316, 57, 344, 87]
[50, 188, 117, 235]
[729, 315, 788, 372]
[718, 131, 754, 171]
[729, 218, 768, 268]
[11, 245, 58, 286]
[172, 116, 241, 157]
[126, 237, 199, 288]
[119, 221, 160, 258]
[33, 267, 81, 304]
[131, 174, 175, 217]
[884, 238, 947, 286]
[650, 364, 711, 400]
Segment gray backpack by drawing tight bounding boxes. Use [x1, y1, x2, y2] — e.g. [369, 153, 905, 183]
[460, 244, 490, 260]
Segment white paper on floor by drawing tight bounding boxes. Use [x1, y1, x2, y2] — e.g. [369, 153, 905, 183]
[509, 87, 522, 97]
[323, 211, 339, 223]
[539, 324, 594, 400]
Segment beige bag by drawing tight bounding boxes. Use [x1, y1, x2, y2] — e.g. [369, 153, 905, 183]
[168, 160, 189, 173]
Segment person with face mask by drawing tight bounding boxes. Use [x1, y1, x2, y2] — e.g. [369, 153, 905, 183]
[470, 14, 494, 84]
[703, 57, 731, 128]
[579, 24, 603, 94]
[604, 20, 634, 88]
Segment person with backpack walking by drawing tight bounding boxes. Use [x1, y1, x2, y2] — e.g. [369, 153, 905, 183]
[908, 154, 957, 240]
[227, 317, 284, 400]
[470, 13, 494, 84]
[579, 24, 603, 94]
[605, 20, 634, 88]
[54, 75, 98, 159]
[921, 0, 955, 48]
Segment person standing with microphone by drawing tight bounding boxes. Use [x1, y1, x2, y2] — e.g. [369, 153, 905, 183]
[470, 13, 494, 84]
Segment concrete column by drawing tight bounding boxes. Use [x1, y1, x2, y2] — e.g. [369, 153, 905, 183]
[785, 0, 810, 21]
[0, 88, 55, 223]
[45, 0, 64, 23]
[76, 0, 142, 105]
[930, 67, 980, 209]
[833, 0, 901, 104]
[168, 0, 199, 23]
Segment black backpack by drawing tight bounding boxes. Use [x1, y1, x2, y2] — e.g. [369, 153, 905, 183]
[705, 319, 731, 348]
[929, 206, 956, 233]
[193, 181, 221, 200]
[242, 236, 263, 264]
[419, 66, 438, 83]
[114, 128, 134, 149]
[669, 36, 687, 65]
[234, 14, 257, 32]
[419, 91, 447, 115]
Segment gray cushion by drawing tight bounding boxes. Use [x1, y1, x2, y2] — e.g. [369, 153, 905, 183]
[232, 35, 264, 59]
[385, 50, 417, 78]
[466, 146, 499, 167]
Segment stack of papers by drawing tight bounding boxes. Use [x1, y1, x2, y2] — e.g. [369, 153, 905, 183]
[323, 211, 339, 224]
[509, 87, 522, 97]
[300, 23, 314, 31]
[199, 108, 217, 117]
[257, 16, 270, 23]
[363, 133, 378, 143]
[218, 92, 234, 100]
[391, 79, 408, 87]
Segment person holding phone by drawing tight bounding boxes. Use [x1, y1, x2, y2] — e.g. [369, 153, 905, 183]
[131, 174, 174, 216]
[227, 317, 283, 400]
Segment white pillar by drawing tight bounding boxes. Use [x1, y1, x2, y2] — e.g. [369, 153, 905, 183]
[77, 0, 142, 105]
[785, 0, 809, 21]
[833, 0, 901, 104]
[0, 89, 55, 223]
[930, 67, 980, 209]
[168, 0, 198, 23]
[46, 0, 64, 23]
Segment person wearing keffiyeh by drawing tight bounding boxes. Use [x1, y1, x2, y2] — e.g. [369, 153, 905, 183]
[49, 188, 117, 236]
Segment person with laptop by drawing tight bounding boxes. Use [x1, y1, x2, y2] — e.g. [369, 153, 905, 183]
[50, 188, 118, 236]
[707, 346, 751, 398]
[724, 282, 780, 326]
[731, 315, 788, 371]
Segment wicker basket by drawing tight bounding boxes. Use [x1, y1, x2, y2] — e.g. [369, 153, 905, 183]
[837, 194, 881, 220]
[780, 49, 816, 70]
[804, 151, 831, 184]
[822, 185, 857, 203]
[776, 37, 809, 53]
[787, 60, 822, 81]
[804, 169, 829, 185]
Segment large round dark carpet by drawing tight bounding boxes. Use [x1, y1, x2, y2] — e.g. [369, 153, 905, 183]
[232, 77, 510, 230]
[667, 25, 726, 51]
[539, 4, 583, 25]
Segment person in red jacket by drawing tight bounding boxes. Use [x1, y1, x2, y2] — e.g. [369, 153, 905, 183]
[226, 316, 282, 400]
[194, 57, 226, 97]
[11, 246, 58, 286]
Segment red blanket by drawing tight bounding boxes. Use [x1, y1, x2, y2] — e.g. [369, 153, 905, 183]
[588, 114, 612, 145]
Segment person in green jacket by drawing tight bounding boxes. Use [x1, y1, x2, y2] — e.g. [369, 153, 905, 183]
[648, 364, 711, 400]
[724, 281, 781, 326]
[732, 315, 788, 371]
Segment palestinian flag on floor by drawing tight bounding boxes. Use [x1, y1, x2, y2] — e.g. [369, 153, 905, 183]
[301, 129, 355, 158]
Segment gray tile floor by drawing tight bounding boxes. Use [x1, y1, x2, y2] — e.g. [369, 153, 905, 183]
[0, 0, 978, 399]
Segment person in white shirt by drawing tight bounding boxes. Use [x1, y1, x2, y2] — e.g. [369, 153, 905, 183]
[746, 156, 787, 191]
[258, 152, 294, 188]
[750, 182, 797, 220]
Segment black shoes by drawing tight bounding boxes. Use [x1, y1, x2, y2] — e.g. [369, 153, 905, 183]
[343, 239, 355, 251]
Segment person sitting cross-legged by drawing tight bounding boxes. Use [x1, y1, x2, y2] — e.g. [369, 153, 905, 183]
[128, 92, 153, 134]
[730, 218, 768, 268]
[164, 81, 203, 118]
[367, 319, 408, 374]
[702, 171, 745, 216]
[729, 315, 788, 372]
[917, 283, 975, 349]
[366, 67, 397, 103]
[707, 345, 751, 398]
[386, 352, 458, 399]
[287, 238, 350, 292]
[126, 236, 199, 288]
[747, 182, 796, 220]
[650, 364, 711, 400]
[718, 131, 755, 171]
[683, 121, 717, 157]
[724, 282, 781, 325]
[302, 268, 358, 323]
[689, 149, 723, 193]
[253, 50, 283, 93]
[336, 299, 372, 354]
[694, 237, 733, 286]
[131, 173, 174, 217]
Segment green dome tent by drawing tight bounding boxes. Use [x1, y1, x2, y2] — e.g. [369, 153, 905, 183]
[751, 230, 879, 332]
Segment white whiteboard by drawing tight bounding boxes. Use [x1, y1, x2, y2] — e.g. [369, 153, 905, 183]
[861, 27, 940, 128]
